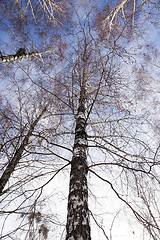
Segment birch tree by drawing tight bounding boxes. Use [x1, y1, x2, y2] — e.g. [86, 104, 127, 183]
[0, 1, 160, 240]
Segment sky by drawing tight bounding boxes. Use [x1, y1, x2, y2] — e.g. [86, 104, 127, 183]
[0, 1, 160, 240]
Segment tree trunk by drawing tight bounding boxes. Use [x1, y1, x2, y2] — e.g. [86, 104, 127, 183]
[0, 106, 47, 194]
[66, 98, 91, 240]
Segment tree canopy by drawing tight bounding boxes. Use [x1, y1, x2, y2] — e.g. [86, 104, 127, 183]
[0, 1, 160, 239]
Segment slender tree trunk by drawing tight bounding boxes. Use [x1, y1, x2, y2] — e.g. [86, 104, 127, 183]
[66, 91, 91, 239]
[0, 106, 47, 194]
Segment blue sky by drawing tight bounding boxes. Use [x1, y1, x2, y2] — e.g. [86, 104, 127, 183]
[0, 1, 160, 240]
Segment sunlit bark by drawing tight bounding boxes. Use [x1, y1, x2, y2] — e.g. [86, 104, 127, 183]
[0, 50, 51, 63]
[66, 75, 91, 239]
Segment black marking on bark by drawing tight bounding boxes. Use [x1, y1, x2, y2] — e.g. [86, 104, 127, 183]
[66, 103, 91, 239]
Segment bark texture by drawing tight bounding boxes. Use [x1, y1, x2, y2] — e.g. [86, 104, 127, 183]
[0, 51, 47, 63]
[66, 102, 91, 240]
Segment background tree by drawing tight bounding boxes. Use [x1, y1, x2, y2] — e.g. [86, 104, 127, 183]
[0, 1, 160, 240]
